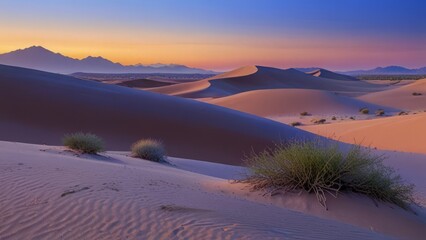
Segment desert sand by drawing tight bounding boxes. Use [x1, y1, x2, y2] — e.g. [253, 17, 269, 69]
[301, 112, 426, 155]
[150, 66, 384, 98]
[1, 63, 426, 239]
[208, 89, 396, 117]
[0, 64, 315, 165]
[359, 79, 426, 110]
[1, 141, 425, 239]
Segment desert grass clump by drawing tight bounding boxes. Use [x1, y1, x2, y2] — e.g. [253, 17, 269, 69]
[331, 116, 337, 121]
[312, 118, 326, 124]
[412, 92, 422, 96]
[300, 111, 309, 116]
[131, 139, 166, 162]
[63, 132, 104, 154]
[290, 122, 302, 127]
[359, 107, 369, 114]
[241, 140, 415, 210]
[375, 109, 385, 116]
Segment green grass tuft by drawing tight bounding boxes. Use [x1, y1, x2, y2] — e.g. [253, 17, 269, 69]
[131, 139, 167, 162]
[63, 132, 104, 154]
[241, 140, 415, 210]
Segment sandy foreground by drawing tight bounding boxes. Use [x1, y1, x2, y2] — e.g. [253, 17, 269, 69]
[0, 141, 425, 239]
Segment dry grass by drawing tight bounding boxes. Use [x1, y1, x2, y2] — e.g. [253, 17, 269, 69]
[131, 139, 166, 162]
[63, 132, 104, 154]
[240, 140, 415, 210]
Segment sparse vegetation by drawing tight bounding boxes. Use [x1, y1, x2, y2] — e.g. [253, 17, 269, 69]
[359, 107, 369, 114]
[131, 139, 167, 162]
[375, 109, 385, 116]
[331, 116, 337, 121]
[398, 111, 408, 116]
[241, 140, 415, 210]
[300, 111, 309, 116]
[312, 119, 326, 124]
[63, 132, 104, 154]
[290, 122, 302, 127]
[412, 92, 422, 96]
[349, 116, 355, 120]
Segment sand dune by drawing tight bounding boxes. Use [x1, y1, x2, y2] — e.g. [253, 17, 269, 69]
[208, 89, 396, 117]
[359, 79, 426, 110]
[0, 64, 315, 165]
[150, 66, 382, 98]
[1, 141, 425, 239]
[307, 68, 359, 81]
[116, 78, 175, 88]
[301, 113, 426, 154]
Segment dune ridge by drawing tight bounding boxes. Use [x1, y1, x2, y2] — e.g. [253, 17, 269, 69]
[0, 64, 315, 165]
[150, 66, 383, 99]
[308, 68, 359, 81]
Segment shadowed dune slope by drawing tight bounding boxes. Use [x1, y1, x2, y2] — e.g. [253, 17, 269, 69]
[0, 64, 314, 165]
[150, 66, 383, 99]
[301, 113, 426, 154]
[208, 89, 397, 117]
[116, 78, 174, 88]
[308, 69, 359, 81]
[358, 79, 426, 110]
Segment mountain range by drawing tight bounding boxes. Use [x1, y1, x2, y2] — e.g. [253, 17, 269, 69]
[0, 46, 217, 74]
[297, 66, 426, 76]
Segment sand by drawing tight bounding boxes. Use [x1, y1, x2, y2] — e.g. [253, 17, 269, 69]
[359, 79, 426, 110]
[208, 88, 397, 117]
[0, 64, 315, 165]
[301, 112, 426, 155]
[1, 141, 425, 239]
[150, 66, 383, 98]
[307, 68, 359, 81]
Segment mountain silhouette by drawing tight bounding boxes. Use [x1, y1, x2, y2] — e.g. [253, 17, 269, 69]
[0, 46, 216, 74]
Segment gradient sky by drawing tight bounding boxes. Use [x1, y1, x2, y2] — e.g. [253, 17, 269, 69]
[0, 0, 425, 71]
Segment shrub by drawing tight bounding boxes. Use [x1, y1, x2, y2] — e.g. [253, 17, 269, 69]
[398, 111, 408, 116]
[359, 108, 369, 114]
[412, 92, 422, 96]
[300, 112, 309, 116]
[312, 118, 326, 124]
[331, 116, 337, 121]
[349, 116, 355, 120]
[63, 132, 104, 154]
[376, 109, 385, 116]
[241, 140, 415, 210]
[131, 139, 166, 162]
[290, 122, 302, 127]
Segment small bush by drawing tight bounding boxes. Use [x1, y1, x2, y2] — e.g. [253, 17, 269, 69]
[359, 108, 369, 114]
[376, 109, 385, 116]
[398, 111, 408, 116]
[331, 116, 337, 121]
[349, 116, 355, 120]
[241, 140, 415, 210]
[312, 119, 326, 124]
[290, 122, 302, 127]
[131, 139, 166, 162]
[300, 112, 309, 116]
[63, 132, 104, 154]
[412, 92, 422, 96]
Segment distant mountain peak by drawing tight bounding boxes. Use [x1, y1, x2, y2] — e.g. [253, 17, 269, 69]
[0, 46, 217, 74]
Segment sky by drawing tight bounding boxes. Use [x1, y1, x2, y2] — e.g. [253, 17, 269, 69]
[0, 0, 425, 71]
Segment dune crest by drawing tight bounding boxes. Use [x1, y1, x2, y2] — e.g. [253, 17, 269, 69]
[0, 64, 314, 164]
[150, 66, 382, 99]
